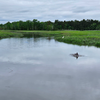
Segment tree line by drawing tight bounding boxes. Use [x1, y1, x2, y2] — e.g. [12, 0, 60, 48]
[0, 19, 100, 30]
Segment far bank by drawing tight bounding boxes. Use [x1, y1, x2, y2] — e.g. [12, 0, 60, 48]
[0, 30, 100, 47]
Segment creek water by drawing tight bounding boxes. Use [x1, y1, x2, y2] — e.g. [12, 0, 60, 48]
[0, 37, 100, 100]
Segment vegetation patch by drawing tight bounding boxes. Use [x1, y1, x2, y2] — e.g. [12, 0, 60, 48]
[0, 30, 23, 39]
[1, 30, 100, 47]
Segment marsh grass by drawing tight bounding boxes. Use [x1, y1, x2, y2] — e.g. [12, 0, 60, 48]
[54, 30, 100, 47]
[1, 30, 100, 47]
[0, 30, 23, 39]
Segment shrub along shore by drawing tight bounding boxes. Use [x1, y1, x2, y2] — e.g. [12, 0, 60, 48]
[0, 30, 100, 47]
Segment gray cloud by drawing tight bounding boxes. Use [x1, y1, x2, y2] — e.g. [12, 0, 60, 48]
[18, 10, 30, 13]
[73, 7, 92, 13]
[0, 0, 100, 24]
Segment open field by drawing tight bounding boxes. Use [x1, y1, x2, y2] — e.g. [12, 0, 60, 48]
[0, 30, 100, 47]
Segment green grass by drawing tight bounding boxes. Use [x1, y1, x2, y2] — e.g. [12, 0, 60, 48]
[1, 30, 100, 47]
[55, 30, 100, 47]
[0, 30, 23, 38]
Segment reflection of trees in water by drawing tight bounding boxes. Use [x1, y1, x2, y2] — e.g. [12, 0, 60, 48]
[22, 32, 42, 38]
[33, 37, 48, 47]
[7, 36, 53, 49]
[47, 37, 52, 41]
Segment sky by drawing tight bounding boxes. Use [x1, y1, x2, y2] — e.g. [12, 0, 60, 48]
[0, 0, 100, 24]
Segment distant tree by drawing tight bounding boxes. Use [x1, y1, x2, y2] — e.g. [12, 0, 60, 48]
[32, 19, 39, 30]
[18, 20, 25, 30]
[45, 21, 53, 30]
[90, 23, 97, 30]
[54, 20, 59, 30]
[0, 24, 3, 30]
[1, 19, 100, 30]
[26, 20, 32, 30]
[96, 24, 100, 30]
[4, 22, 11, 30]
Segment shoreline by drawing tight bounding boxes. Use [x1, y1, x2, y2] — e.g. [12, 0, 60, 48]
[0, 30, 100, 47]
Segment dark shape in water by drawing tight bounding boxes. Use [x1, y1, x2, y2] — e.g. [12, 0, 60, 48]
[47, 37, 51, 41]
[70, 53, 83, 59]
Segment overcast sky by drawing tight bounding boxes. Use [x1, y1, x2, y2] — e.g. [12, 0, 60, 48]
[0, 0, 100, 24]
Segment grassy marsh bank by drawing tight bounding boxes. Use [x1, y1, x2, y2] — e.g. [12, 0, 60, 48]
[19, 30, 100, 47]
[55, 30, 100, 47]
[1, 30, 100, 47]
[0, 30, 23, 39]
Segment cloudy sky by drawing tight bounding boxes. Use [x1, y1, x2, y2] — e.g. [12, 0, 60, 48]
[0, 0, 100, 24]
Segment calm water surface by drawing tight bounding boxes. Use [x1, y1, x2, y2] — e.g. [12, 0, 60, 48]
[0, 37, 100, 100]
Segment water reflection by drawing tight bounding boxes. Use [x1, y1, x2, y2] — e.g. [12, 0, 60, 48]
[0, 37, 100, 100]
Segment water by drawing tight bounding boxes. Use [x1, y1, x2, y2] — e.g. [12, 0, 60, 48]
[0, 37, 100, 100]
